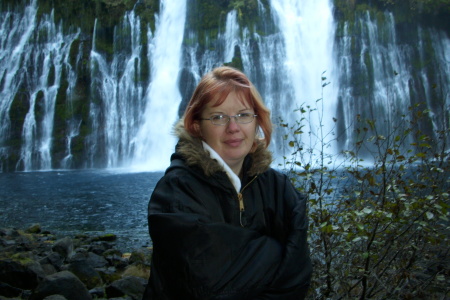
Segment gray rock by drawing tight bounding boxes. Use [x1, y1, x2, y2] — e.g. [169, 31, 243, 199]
[0, 227, 151, 300]
[39, 252, 64, 272]
[0, 281, 23, 298]
[43, 295, 68, 300]
[105, 276, 146, 300]
[69, 251, 109, 269]
[52, 238, 73, 261]
[0, 258, 45, 290]
[88, 287, 105, 298]
[68, 260, 103, 289]
[31, 271, 92, 300]
[25, 224, 42, 234]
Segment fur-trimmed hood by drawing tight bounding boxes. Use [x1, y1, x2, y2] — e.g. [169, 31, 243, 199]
[172, 120, 273, 177]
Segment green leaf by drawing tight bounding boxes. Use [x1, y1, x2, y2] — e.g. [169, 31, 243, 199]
[362, 207, 373, 214]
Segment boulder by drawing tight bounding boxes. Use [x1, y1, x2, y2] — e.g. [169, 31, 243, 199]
[68, 260, 103, 289]
[88, 286, 105, 298]
[105, 276, 146, 300]
[30, 271, 92, 300]
[128, 248, 151, 265]
[0, 258, 45, 290]
[25, 224, 42, 234]
[39, 252, 64, 272]
[0, 281, 23, 298]
[43, 295, 68, 300]
[0, 227, 151, 300]
[52, 238, 73, 261]
[70, 251, 108, 269]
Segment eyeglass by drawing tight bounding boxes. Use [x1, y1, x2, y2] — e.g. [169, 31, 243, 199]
[200, 113, 257, 126]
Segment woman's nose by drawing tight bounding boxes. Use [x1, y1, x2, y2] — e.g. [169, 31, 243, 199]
[226, 117, 240, 133]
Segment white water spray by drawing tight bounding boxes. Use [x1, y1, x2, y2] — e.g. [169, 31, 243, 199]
[0, 0, 80, 171]
[269, 0, 337, 153]
[336, 11, 450, 150]
[0, 0, 38, 168]
[89, 10, 144, 168]
[131, 0, 187, 171]
[2, 1, 448, 172]
[223, 10, 239, 63]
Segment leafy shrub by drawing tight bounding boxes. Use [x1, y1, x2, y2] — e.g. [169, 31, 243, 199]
[280, 74, 449, 299]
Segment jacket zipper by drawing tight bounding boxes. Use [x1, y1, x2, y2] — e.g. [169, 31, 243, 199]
[237, 175, 258, 227]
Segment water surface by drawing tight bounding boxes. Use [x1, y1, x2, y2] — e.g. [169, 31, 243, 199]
[0, 169, 163, 252]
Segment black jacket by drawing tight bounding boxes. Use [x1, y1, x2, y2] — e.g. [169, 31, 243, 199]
[143, 123, 312, 299]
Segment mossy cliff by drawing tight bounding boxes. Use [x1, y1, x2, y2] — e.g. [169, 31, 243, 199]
[0, 0, 448, 171]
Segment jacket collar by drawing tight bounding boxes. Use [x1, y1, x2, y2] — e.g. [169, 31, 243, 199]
[202, 141, 241, 192]
[173, 120, 273, 178]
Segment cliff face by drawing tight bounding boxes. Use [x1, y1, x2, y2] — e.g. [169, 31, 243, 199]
[0, 0, 448, 171]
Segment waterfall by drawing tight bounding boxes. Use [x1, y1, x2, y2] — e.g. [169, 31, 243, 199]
[21, 12, 79, 171]
[60, 41, 83, 169]
[335, 11, 450, 151]
[0, 0, 80, 171]
[223, 10, 239, 63]
[180, 0, 337, 165]
[418, 28, 450, 145]
[268, 0, 337, 159]
[0, 0, 448, 172]
[89, 10, 144, 168]
[211, 0, 337, 162]
[131, 0, 187, 171]
[0, 0, 38, 169]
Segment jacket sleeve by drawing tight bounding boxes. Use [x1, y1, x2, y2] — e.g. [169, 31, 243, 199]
[258, 173, 312, 299]
[147, 172, 284, 300]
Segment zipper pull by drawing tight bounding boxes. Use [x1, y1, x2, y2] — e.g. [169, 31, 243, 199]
[238, 192, 245, 227]
[238, 192, 245, 212]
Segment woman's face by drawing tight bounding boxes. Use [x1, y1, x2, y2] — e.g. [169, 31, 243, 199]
[196, 92, 257, 174]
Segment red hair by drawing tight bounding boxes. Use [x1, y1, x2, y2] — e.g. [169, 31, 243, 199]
[183, 66, 272, 149]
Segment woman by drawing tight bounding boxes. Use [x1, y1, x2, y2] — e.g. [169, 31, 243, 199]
[143, 66, 312, 299]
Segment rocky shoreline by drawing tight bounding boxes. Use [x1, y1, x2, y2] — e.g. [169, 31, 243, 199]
[0, 224, 151, 300]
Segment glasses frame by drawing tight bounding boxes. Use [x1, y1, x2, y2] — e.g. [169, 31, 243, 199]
[200, 113, 258, 126]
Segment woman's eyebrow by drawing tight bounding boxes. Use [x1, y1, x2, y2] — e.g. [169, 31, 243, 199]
[206, 110, 225, 115]
[206, 107, 252, 115]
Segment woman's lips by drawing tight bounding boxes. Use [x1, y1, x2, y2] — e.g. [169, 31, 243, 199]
[224, 139, 243, 147]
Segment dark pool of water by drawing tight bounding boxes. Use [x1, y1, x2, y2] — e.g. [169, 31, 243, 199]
[0, 169, 163, 252]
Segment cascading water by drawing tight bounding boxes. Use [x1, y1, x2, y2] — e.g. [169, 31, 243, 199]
[198, 0, 337, 163]
[0, 0, 80, 171]
[60, 42, 83, 169]
[223, 10, 240, 63]
[417, 28, 450, 145]
[269, 0, 336, 117]
[89, 10, 144, 168]
[335, 11, 450, 151]
[131, 0, 187, 171]
[267, 0, 337, 160]
[0, 0, 38, 169]
[0, 0, 448, 172]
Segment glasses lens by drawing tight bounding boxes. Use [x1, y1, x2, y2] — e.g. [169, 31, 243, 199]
[211, 115, 229, 125]
[209, 114, 255, 125]
[236, 113, 254, 124]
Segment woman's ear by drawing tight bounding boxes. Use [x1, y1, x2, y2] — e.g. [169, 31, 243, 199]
[193, 121, 202, 138]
